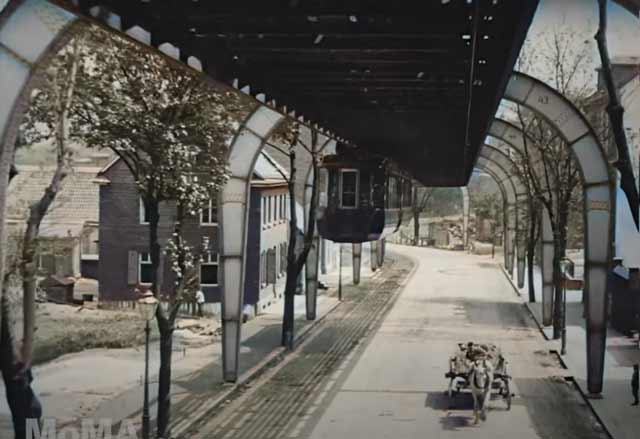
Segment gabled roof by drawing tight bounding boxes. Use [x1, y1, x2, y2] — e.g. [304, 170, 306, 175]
[98, 150, 288, 184]
[7, 166, 101, 238]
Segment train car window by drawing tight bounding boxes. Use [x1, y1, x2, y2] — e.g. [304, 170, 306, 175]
[340, 169, 359, 208]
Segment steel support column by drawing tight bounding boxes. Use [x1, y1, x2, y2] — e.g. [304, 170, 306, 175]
[370, 240, 379, 271]
[377, 238, 385, 267]
[219, 106, 284, 382]
[541, 205, 555, 325]
[304, 234, 319, 320]
[352, 243, 362, 285]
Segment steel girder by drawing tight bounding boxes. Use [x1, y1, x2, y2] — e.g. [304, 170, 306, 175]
[352, 243, 362, 285]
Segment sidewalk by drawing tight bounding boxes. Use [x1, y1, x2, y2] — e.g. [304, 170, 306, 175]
[0, 269, 367, 435]
[504, 266, 640, 439]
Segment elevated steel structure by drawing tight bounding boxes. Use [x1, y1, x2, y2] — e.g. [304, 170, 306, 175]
[0, 0, 616, 396]
[68, 0, 539, 186]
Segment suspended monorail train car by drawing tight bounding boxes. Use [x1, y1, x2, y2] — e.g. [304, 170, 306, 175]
[317, 154, 413, 243]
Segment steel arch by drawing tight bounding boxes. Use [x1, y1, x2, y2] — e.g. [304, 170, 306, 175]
[499, 72, 615, 394]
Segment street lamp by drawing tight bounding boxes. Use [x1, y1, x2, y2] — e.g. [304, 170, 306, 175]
[137, 291, 158, 439]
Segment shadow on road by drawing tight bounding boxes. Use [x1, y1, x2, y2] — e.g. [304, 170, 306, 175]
[439, 413, 474, 431]
[514, 377, 609, 439]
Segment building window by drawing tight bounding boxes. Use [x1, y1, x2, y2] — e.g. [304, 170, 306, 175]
[139, 198, 150, 224]
[262, 197, 267, 225]
[200, 253, 219, 286]
[139, 252, 153, 284]
[280, 195, 287, 221]
[200, 198, 217, 225]
[260, 251, 267, 287]
[340, 170, 359, 208]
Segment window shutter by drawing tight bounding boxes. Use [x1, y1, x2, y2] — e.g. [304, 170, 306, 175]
[267, 248, 277, 284]
[127, 250, 138, 285]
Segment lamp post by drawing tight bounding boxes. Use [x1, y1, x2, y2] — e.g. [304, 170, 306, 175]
[137, 291, 159, 439]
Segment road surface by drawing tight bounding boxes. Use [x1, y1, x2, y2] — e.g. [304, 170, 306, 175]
[192, 245, 608, 439]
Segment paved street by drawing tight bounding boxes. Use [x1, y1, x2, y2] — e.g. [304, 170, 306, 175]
[193, 245, 608, 439]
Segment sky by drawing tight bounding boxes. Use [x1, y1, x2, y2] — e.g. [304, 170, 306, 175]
[531, 0, 640, 59]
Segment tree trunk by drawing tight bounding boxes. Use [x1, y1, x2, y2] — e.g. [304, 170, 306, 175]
[155, 201, 190, 438]
[147, 198, 161, 296]
[155, 316, 174, 438]
[20, 167, 68, 368]
[595, 0, 639, 228]
[552, 205, 569, 340]
[282, 149, 299, 349]
[1, 297, 41, 439]
[527, 205, 538, 303]
[1, 172, 42, 439]
[281, 132, 321, 348]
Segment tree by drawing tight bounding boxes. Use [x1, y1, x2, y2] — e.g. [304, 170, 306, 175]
[68, 27, 246, 437]
[512, 26, 597, 337]
[411, 186, 435, 245]
[265, 122, 327, 349]
[0, 35, 83, 439]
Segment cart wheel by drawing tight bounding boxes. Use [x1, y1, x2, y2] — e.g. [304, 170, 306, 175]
[505, 380, 512, 410]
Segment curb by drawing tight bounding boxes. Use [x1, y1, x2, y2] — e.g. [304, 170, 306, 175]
[563, 374, 615, 439]
[500, 265, 522, 297]
[170, 295, 343, 437]
[171, 263, 391, 437]
[497, 265, 552, 342]
[499, 269, 615, 439]
[524, 302, 551, 341]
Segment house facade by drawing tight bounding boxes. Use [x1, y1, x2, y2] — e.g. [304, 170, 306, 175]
[97, 152, 290, 314]
[6, 165, 101, 281]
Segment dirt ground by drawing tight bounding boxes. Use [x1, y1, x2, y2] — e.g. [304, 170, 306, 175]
[33, 302, 219, 365]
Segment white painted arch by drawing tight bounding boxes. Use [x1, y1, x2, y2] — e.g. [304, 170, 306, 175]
[499, 72, 615, 395]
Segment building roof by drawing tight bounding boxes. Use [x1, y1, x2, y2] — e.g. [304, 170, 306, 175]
[98, 150, 288, 184]
[610, 56, 640, 66]
[7, 166, 101, 239]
